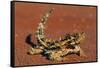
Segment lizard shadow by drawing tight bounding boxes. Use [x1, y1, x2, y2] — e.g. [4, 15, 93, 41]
[25, 34, 37, 48]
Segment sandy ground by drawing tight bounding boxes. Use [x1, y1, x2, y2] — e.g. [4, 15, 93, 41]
[13, 2, 97, 66]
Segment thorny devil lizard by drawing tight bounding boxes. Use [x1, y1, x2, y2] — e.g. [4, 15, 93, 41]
[28, 8, 86, 61]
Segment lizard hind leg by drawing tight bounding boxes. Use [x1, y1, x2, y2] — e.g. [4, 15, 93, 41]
[45, 50, 64, 61]
[28, 47, 43, 55]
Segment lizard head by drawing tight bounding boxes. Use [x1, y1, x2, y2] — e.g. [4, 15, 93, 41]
[72, 32, 85, 44]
